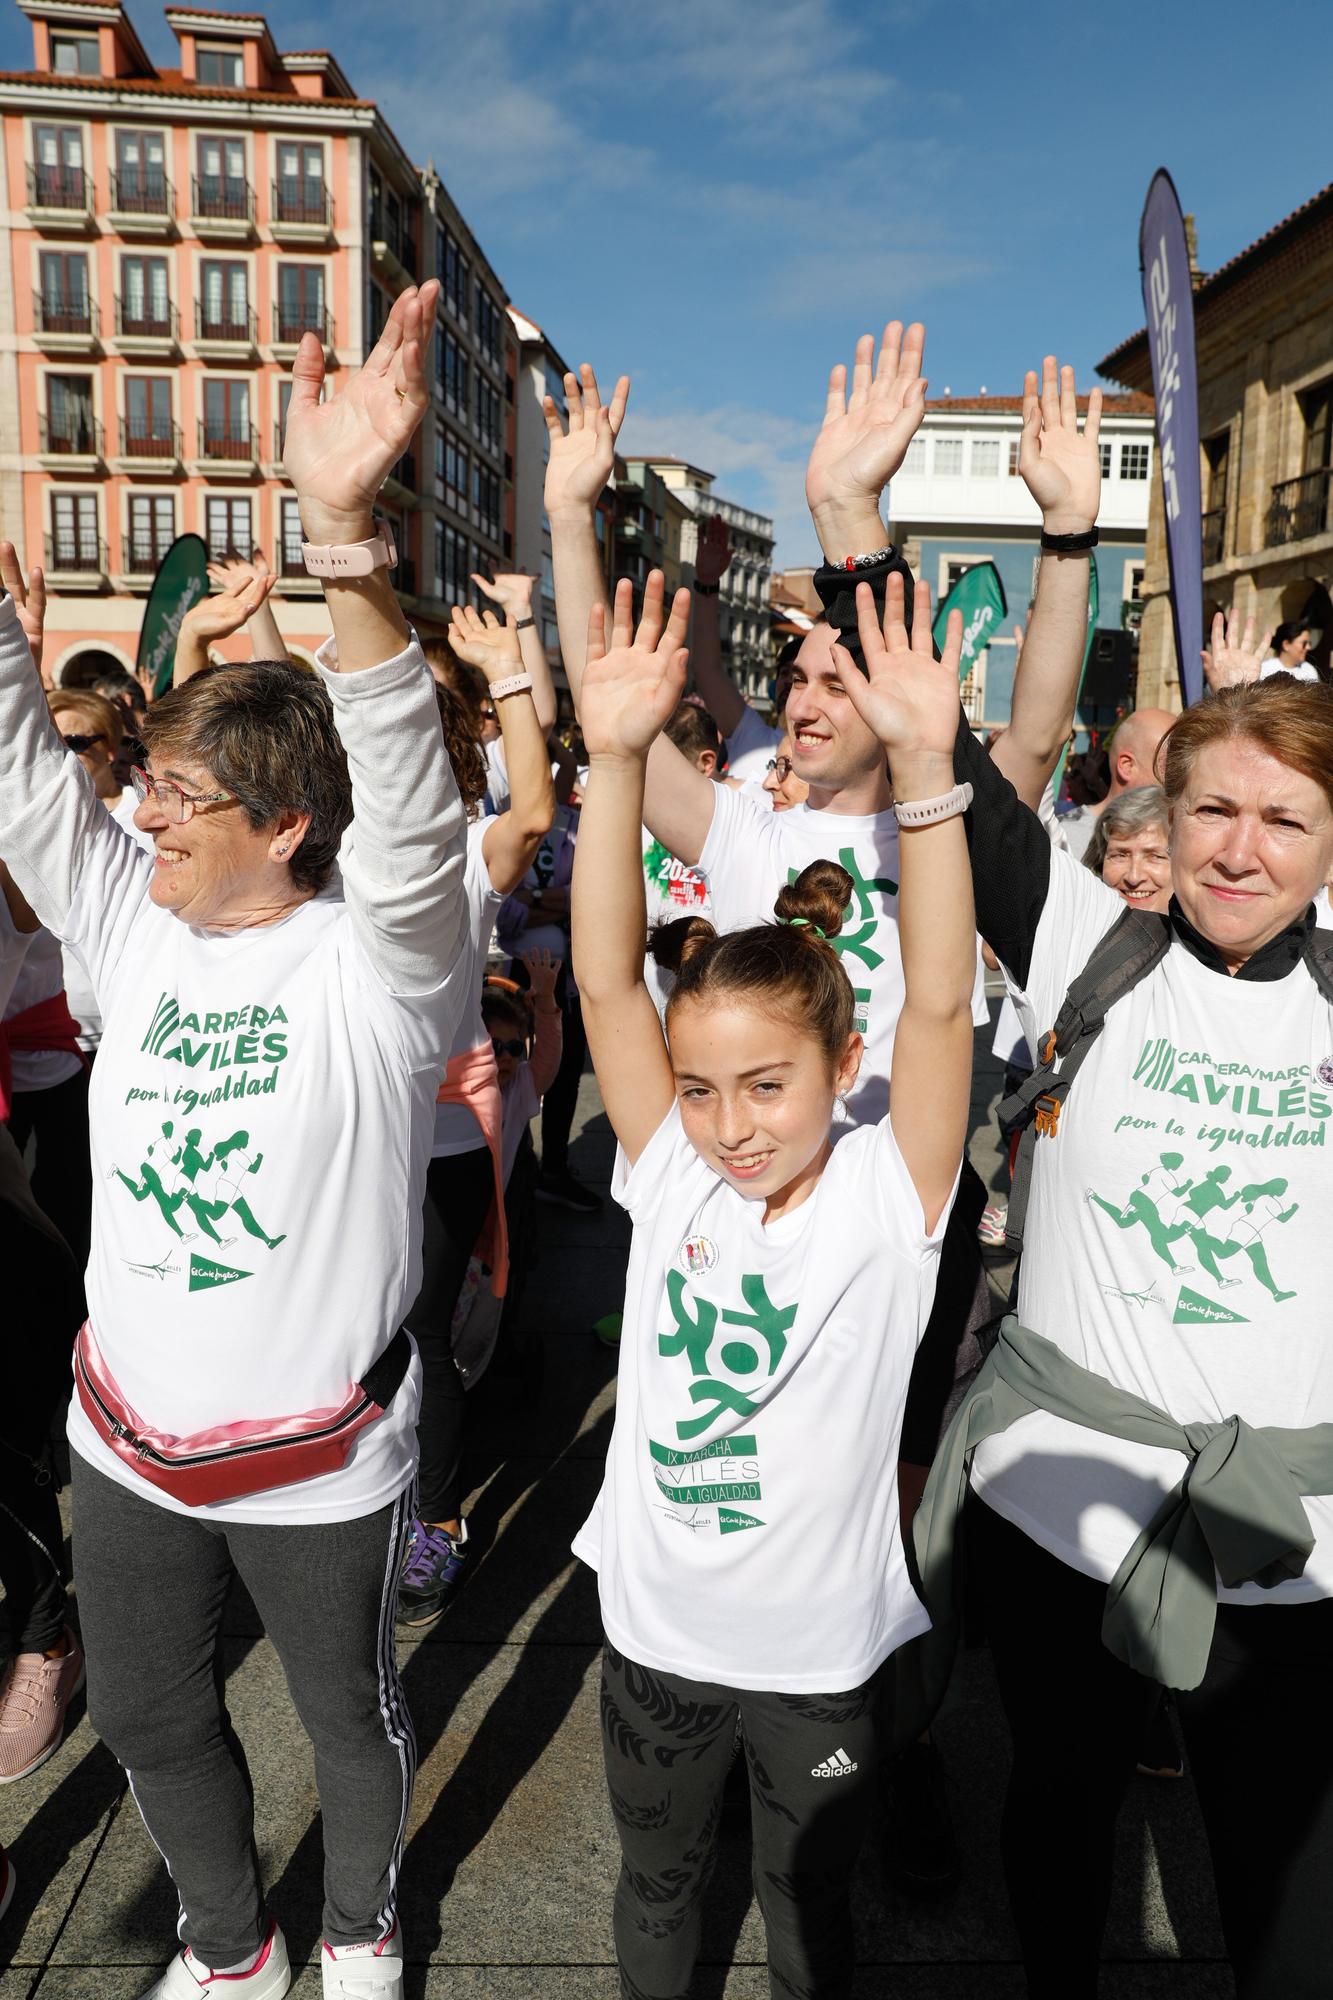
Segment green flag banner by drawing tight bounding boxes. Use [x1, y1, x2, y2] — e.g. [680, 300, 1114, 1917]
[932, 561, 1007, 688]
[136, 533, 211, 700]
[1051, 555, 1101, 802]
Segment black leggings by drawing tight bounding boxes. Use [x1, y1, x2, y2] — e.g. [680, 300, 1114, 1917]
[404, 1145, 495, 1522]
[600, 1643, 883, 1999]
[10, 1067, 92, 1282]
[1, 1188, 83, 1651]
[540, 975, 586, 1175]
[971, 1494, 1333, 2000]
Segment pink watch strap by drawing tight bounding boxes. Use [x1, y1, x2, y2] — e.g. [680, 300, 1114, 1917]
[301, 527, 398, 578]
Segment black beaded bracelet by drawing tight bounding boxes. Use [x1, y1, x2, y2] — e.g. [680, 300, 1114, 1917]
[1039, 527, 1099, 553]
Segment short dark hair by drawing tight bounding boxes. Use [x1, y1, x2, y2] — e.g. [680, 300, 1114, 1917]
[664, 699, 723, 766]
[92, 667, 148, 716]
[1275, 620, 1312, 651]
[142, 660, 351, 894]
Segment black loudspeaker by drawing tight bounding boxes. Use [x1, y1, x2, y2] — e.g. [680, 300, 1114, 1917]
[1081, 628, 1135, 709]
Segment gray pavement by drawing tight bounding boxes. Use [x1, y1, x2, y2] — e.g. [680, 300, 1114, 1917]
[0, 1014, 1234, 1997]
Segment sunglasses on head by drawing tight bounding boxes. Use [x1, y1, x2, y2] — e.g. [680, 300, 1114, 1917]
[490, 1035, 527, 1060]
[62, 731, 106, 755]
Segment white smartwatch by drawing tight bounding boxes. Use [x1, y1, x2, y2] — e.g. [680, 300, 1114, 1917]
[301, 526, 398, 579]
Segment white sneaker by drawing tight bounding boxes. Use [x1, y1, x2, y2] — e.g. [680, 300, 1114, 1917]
[322, 1921, 404, 1998]
[141, 1918, 291, 1998]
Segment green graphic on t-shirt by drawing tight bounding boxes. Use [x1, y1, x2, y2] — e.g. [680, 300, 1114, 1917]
[1174, 1286, 1248, 1327]
[661, 1268, 796, 1442]
[719, 1507, 766, 1534]
[189, 1254, 252, 1292]
[112, 1120, 287, 1255]
[1088, 1150, 1299, 1305]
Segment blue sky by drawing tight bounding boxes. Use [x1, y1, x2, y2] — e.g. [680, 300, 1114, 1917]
[4, 0, 1329, 562]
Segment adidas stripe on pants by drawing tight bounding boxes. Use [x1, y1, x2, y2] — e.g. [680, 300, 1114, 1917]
[599, 1643, 883, 1999]
[72, 1455, 416, 1969]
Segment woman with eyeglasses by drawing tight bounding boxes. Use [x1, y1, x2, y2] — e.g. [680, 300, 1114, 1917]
[0, 284, 470, 2000]
[761, 735, 810, 813]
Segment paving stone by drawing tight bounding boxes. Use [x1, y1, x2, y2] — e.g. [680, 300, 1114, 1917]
[0, 1699, 123, 1968]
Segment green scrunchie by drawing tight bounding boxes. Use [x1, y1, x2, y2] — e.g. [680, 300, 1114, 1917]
[781, 917, 827, 939]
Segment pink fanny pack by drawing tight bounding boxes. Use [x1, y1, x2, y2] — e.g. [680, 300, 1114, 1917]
[74, 1320, 412, 1507]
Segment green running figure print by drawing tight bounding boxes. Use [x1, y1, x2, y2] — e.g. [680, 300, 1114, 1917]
[111, 1120, 286, 1252]
[1087, 1151, 1298, 1304]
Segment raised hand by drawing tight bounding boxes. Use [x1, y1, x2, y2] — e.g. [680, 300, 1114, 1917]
[283, 280, 439, 543]
[832, 574, 963, 763]
[1019, 357, 1102, 535]
[580, 572, 690, 761]
[207, 548, 271, 595]
[543, 364, 629, 520]
[695, 515, 732, 588]
[448, 603, 521, 684]
[182, 565, 276, 642]
[805, 321, 927, 556]
[521, 945, 562, 1007]
[0, 541, 48, 683]
[1202, 607, 1271, 691]
[472, 570, 535, 620]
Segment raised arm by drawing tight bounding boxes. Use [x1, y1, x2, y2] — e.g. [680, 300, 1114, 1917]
[990, 358, 1103, 808]
[284, 280, 466, 998]
[838, 576, 975, 1231]
[688, 515, 744, 735]
[173, 563, 280, 687]
[544, 367, 716, 867]
[449, 603, 555, 895]
[804, 319, 927, 562]
[521, 946, 564, 1095]
[208, 552, 289, 666]
[572, 580, 690, 1166]
[0, 542, 116, 933]
[1202, 607, 1271, 692]
[471, 570, 557, 733]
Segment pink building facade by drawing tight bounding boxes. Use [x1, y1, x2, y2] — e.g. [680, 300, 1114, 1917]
[0, 0, 515, 681]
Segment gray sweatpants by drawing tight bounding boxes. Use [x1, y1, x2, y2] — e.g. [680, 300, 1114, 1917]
[72, 1453, 414, 1967]
[600, 1643, 884, 2000]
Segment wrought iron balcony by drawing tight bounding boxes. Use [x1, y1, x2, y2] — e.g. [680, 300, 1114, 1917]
[119, 417, 182, 460]
[27, 162, 89, 212]
[39, 414, 103, 457]
[108, 169, 173, 219]
[33, 287, 95, 337]
[45, 532, 106, 574]
[272, 302, 332, 346]
[115, 295, 179, 341]
[195, 298, 258, 345]
[1266, 469, 1332, 548]
[123, 530, 176, 573]
[271, 178, 331, 228]
[198, 420, 258, 463]
[192, 173, 255, 225]
[1202, 504, 1227, 567]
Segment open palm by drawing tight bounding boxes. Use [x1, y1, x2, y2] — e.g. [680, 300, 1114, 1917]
[1019, 357, 1102, 532]
[543, 364, 629, 516]
[448, 604, 521, 682]
[1202, 608, 1271, 691]
[835, 575, 963, 760]
[806, 321, 927, 517]
[283, 282, 438, 533]
[580, 574, 690, 760]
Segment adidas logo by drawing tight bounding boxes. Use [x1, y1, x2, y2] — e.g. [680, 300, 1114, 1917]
[811, 1747, 858, 1778]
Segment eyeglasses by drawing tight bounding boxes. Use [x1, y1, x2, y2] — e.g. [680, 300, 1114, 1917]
[130, 766, 236, 826]
[61, 732, 106, 755]
[490, 1035, 527, 1060]
[766, 756, 794, 783]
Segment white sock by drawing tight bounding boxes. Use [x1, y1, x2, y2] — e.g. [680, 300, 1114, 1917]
[210, 1944, 264, 1976]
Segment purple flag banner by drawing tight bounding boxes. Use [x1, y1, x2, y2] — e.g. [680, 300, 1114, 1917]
[1139, 169, 1203, 706]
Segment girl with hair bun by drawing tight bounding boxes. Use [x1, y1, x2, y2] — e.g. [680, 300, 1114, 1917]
[570, 570, 977, 1998]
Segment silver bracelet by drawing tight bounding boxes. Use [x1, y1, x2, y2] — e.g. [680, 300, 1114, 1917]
[489, 672, 534, 701]
[893, 782, 973, 827]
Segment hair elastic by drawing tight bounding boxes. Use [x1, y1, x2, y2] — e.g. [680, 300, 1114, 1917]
[781, 917, 827, 939]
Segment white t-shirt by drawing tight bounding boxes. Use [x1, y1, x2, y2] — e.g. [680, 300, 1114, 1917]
[573, 1105, 951, 1691]
[0, 597, 470, 1528]
[724, 703, 782, 783]
[432, 818, 503, 1158]
[484, 736, 510, 815]
[699, 783, 987, 1129]
[642, 825, 712, 930]
[974, 851, 1333, 1602]
[63, 793, 156, 1053]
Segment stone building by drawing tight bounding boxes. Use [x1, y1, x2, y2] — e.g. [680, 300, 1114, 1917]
[1099, 182, 1333, 708]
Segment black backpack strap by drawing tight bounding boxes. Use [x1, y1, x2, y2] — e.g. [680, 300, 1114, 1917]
[1303, 925, 1333, 1007]
[1003, 908, 1171, 1257]
[359, 1326, 412, 1411]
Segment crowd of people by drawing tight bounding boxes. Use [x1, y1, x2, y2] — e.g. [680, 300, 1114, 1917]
[0, 288, 1329, 2000]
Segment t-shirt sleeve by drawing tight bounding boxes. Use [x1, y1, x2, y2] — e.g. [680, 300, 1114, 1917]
[724, 705, 781, 781]
[611, 1102, 705, 1222]
[697, 780, 785, 932]
[860, 1115, 959, 1257]
[314, 632, 467, 1006]
[1003, 848, 1125, 1046]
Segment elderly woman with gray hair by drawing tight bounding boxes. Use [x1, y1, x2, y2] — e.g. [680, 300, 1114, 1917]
[1081, 783, 1171, 913]
[0, 282, 467, 2000]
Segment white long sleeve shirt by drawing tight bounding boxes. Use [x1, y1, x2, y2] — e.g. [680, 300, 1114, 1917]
[0, 596, 469, 1523]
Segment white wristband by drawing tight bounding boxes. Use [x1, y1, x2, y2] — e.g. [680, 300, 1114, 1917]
[893, 782, 973, 827]
[489, 672, 534, 701]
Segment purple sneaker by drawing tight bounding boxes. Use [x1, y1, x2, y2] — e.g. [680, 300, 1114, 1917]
[396, 1519, 469, 1626]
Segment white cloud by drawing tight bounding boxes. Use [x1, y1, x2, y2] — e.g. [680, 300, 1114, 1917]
[621, 400, 822, 567]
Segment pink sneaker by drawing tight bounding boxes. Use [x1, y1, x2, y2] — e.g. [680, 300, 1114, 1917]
[0, 1626, 86, 1783]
